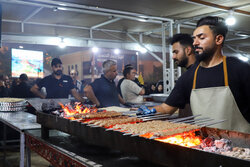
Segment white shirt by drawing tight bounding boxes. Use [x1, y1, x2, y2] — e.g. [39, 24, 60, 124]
[120, 79, 143, 103]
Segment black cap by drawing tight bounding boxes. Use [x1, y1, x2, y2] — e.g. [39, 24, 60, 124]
[51, 58, 62, 66]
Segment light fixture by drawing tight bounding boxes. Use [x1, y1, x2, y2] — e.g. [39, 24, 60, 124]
[238, 55, 249, 62]
[138, 18, 147, 22]
[225, 11, 236, 26]
[19, 45, 23, 49]
[92, 47, 99, 53]
[58, 38, 66, 48]
[138, 46, 147, 54]
[136, 52, 139, 56]
[114, 49, 120, 55]
[53, 7, 58, 12]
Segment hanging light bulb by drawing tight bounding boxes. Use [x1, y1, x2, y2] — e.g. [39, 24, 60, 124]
[114, 49, 120, 55]
[226, 11, 236, 26]
[58, 38, 66, 48]
[92, 47, 99, 53]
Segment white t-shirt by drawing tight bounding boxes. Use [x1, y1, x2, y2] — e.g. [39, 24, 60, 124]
[120, 79, 143, 103]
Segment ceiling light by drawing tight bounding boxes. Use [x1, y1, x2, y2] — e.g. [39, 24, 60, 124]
[114, 49, 120, 55]
[238, 56, 249, 62]
[53, 7, 58, 12]
[226, 11, 236, 26]
[58, 7, 67, 11]
[19, 46, 23, 49]
[58, 38, 66, 48]
[92, 47, 99, 53]
[138, 47, 147, 54]
[59, 3, 66, 6]
[226, 16, 236, 26]
[138, 18, 147, 22]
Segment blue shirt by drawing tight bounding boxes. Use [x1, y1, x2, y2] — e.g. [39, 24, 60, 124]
[90, 75, 120, 107]
[37, 74, 74, 98]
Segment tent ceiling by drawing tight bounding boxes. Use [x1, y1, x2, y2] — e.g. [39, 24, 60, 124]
[1, 0, 250, 55]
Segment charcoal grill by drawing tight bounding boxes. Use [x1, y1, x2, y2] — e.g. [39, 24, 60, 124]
[36, 111, 250, 167]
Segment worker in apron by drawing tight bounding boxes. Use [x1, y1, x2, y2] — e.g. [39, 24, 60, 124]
[148, 16, 250, 133]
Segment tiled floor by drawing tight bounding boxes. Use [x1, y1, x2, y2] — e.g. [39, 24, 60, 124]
[0, 149, 50, 167]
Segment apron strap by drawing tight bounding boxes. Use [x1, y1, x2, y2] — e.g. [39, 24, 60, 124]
[192, 64, 200, 89]
[223, 56, 229, 86]
[192, 56, 228, 89]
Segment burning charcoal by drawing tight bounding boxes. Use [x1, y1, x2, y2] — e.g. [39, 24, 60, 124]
[244, 148, 250, 155]
[224, 146, 232, 152]
[192, 145, 202, 149]
[201, 137, 214, 148]
[214, 139, 226, 149]
[215, 139, 232, 149]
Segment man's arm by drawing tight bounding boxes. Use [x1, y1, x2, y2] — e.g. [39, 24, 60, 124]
[139, 88, 145, 95]
[71, 88, 85, 103]
[30, 84, 46, 99]
[152, 103, 178, 115]
[84, 85, 100, 107]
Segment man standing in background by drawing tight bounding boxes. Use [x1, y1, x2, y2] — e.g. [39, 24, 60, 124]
[31, 58, 85, 103]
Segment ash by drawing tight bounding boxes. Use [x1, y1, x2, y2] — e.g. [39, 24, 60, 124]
[194, 137, 250, 161]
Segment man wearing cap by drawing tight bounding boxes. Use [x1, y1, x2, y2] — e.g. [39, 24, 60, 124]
[31, 58, 85, 102]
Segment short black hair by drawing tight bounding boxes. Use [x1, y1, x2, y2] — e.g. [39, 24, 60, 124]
[19, 73, 28, 81]
[51, 58, 62, 67]
[124, 64, 133, 69]
[123, 67, 133, 78]
[170, 33, 194, 49]
[196, 16, 228, 41]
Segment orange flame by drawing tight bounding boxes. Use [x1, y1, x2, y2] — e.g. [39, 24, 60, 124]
[155, 131, 202, 147]
[59, 103, 96, 120]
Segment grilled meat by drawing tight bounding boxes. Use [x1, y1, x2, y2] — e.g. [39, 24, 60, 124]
[113, 120, 200, 137]
[74, 111, 122, 119]
[87, 116, 141, 127]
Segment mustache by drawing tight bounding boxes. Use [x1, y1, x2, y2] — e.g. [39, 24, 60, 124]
[54, 70, 62, 75]
[194, 46, 203, 50]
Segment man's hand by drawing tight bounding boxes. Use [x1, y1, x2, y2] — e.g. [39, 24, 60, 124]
[137, 105, 156, 115]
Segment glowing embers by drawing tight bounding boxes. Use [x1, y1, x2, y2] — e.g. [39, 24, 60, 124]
[155, 130, 202, 147]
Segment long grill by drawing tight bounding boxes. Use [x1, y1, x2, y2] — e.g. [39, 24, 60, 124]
[36, 108, 250, 167]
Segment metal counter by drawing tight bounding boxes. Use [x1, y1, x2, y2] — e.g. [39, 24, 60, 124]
[25, 129, 165, 167]
[0, 111, 41, 167]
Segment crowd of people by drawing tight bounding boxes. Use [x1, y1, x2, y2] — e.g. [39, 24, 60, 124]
[0, 73, 35, 98]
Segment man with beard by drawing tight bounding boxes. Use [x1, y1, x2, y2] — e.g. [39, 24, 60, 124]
[142, 16, 250, 133]
[170, 33, 196, 118]
[31, 58, 85, 102]
[171, 33, 196, 69]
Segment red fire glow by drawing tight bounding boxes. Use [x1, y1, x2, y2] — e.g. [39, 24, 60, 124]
[155, 131, 202, 147]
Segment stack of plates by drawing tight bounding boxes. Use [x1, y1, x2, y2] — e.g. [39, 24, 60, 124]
[0, 98, 27, 112]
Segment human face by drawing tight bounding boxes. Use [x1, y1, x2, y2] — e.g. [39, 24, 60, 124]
[106, 65, 118, 80]
[70, 71, 77, 80]
[157, 84, 163, 92]
[127, 69, 137, 81]
[151, 85, 156, 91]
[172, 42, 188, 68]
[52, 64, 63, 76]
[192, 25, 217, 62]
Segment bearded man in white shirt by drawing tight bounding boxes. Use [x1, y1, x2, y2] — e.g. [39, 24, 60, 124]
[120, 67, 145, 104]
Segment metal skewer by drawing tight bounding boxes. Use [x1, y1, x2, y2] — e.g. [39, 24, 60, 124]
[199, 119, 227, 127]
[168, 114, 201, 123]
